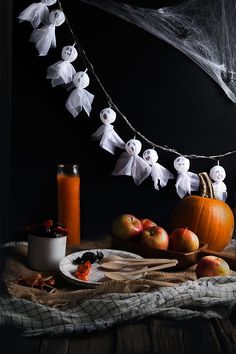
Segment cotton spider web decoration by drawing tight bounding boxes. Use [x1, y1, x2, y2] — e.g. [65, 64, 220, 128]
[79, 0, 236, 103]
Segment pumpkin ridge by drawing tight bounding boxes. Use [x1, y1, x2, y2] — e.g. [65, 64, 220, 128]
[211, 202, 221, 250]
[207, 198, 217, 250]
[195, 196, 205, 239]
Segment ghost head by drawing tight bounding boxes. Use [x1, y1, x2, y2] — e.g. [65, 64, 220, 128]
[49, 10, 65, 26]
[100, 108, 116, 125]
[143, 149, 158, 165]
[42, 0, 57, 5]
[73, 71, 90, 89]
[174, 156, 190, 173]
[61, 46, 78, 62]
[209, 165, 226, 182]
[125, 139, 142, 156]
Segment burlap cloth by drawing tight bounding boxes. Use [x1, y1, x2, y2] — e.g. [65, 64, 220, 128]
[2, 237, 235, 307]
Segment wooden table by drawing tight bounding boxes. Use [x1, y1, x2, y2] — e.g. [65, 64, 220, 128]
[1, 316, 236, 353]
[1, 239, 236, 354]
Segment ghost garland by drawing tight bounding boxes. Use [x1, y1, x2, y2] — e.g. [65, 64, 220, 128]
[92, 108, 125, 154]
[18, 0, 234, 202]
[112, 139, 151, 185]
[47, 45, 78, 87]
[142, 149, 174, 190]
[18, 0, 57, 29]
[173, 156, 200, 199]
[30, 9, 65, 56]
[209, 165, 227, 201]
[66, 71, 94, 117]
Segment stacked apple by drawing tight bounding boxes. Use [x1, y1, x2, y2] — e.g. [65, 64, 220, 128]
[111, 214, 231, 278]
[111, 213, 199, 252]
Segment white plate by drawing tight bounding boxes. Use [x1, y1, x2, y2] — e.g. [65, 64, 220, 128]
[59, 248, 143, 288]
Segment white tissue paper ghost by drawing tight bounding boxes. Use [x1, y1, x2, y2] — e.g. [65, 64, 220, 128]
[112, 139, 151, 185]
[209, 165, 227, 201]
[29, 9, 65, 56]
[174, 156, 199, 198]
[142, 149, 174, 190]
[47, 45, 78, 87]
[18, 0, 57, 29]
[66, 71, 94, 117]
[91, 108, 125, 154]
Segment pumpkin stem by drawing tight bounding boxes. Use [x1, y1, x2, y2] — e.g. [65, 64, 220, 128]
[198, 172, 215, 199]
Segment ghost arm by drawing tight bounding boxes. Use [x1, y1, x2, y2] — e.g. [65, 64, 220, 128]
[91, 125, 106, 140]
[131, 156, 151, 185]
[18, 3, 48, 29]
[152, 163, 174, 188]
[80, 89, 94, 117]
[175, 173, 191, 198]
[108, 129, 125, 149]
[175, 172, 199, 198]
[30, 25, 56, 56]
[112, 153, 151, 185]
[66, 88, 94, 118]
[112, 152, 133, 176]
[92, 125, 125, 154]
[66, 89, 82, 117]
[47, 61, 76, 86]
[213, 181, 227, 201]
[188, 172, 200, 191]
[221, 191, 228, 202]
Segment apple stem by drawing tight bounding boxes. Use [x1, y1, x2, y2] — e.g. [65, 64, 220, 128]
[198, 172, 215, 199]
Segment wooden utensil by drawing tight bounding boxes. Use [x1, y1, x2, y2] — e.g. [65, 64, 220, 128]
[105, 271, 178, 286]
[104, 261, 178, 281]
[101, 255, 159, 263]
[100, 259, 177, 270]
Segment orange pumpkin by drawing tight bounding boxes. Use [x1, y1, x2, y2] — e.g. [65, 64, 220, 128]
[169, 172, 234, 251]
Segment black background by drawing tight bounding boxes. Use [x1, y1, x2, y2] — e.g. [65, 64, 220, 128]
[7, 0, 236, 241]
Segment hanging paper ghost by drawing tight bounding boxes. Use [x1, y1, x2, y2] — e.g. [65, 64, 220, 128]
[29, 9, 65, 56]
[65, 71, 94, 117]
[112, 139, 151, 185]
[173, 156, 199, 198]
[47, 45, 78, 87]
[91, 108, 125, 154]
[18, 0, 57, 29]
[209, 165, 227, 201]
[142, 149, 174, 190]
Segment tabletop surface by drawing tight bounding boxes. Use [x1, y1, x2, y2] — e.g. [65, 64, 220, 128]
[1, 316, 236, 354]
[1, 238, 236, 354]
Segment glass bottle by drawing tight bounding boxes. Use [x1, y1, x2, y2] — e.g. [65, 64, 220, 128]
[57, 164, 80, 246]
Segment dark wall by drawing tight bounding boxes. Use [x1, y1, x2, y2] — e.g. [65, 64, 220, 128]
[0, 0, 12, 243]
[9, 0, 236, 241]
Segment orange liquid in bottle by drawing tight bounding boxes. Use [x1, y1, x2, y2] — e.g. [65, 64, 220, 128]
[57, 173, 80, 246]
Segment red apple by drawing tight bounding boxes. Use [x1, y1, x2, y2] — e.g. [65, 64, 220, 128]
[196, 256, 230, 278]
[141, 225, 169, 250]
[112, 214, 143, 240]
[141, 218, 157, 229]
[169, 228, 199, 252]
